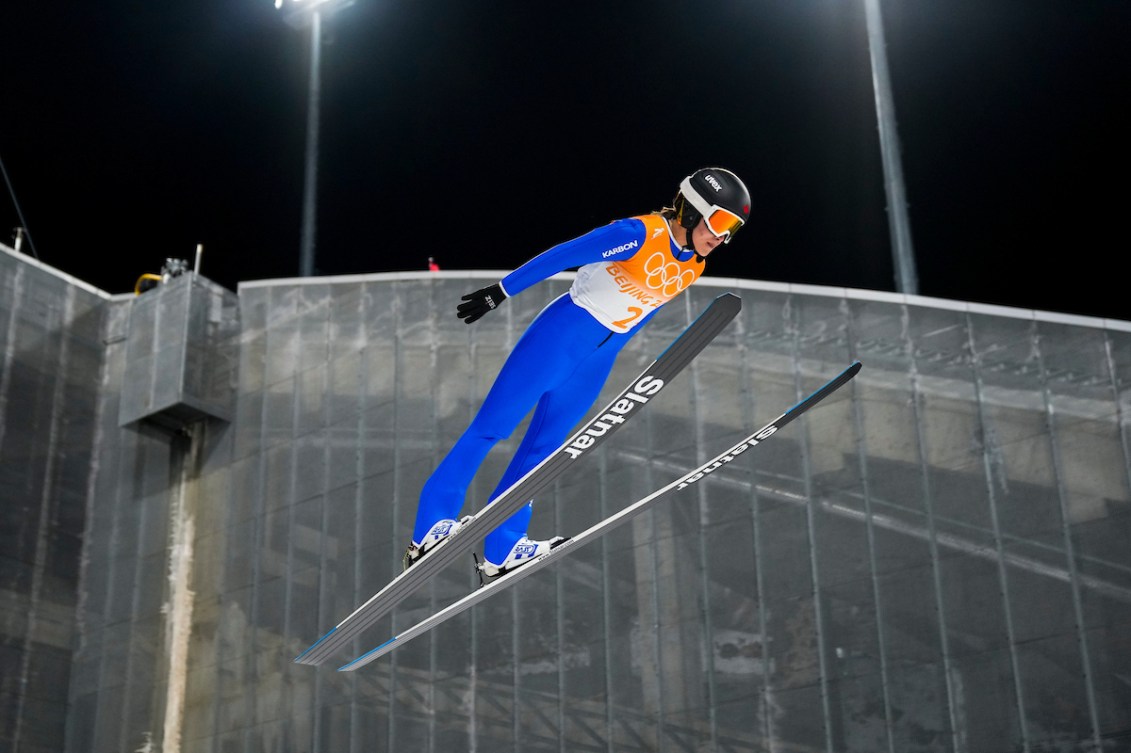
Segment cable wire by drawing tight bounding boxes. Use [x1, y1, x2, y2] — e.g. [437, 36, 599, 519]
[0, 151, 40, 259]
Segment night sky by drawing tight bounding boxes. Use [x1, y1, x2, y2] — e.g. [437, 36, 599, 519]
[3, 0, 1129, 319]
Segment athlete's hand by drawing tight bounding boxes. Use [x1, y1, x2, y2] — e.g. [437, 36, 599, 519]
[457, 283, 508, 324]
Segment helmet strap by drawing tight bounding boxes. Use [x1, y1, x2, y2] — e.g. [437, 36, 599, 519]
[675, 196, 701, 254]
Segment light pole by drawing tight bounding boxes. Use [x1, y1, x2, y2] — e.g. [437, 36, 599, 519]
[863, 0, 919, 296]
[275, 0, 354, 278]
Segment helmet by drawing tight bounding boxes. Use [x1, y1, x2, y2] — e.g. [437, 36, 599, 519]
[673, 167, 751, 244]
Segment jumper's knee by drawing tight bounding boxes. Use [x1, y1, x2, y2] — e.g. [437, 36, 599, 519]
[467, 406, 528, 444]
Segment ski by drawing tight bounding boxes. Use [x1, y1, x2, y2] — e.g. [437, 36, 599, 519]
[294, 292, 742, 665]
[338, 360, 862, 671]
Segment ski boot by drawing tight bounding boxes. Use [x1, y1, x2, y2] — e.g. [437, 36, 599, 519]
[476, 536, 568, 581]
[403, 516, 473, 571]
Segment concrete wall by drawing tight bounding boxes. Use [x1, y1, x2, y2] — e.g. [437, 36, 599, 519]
[3, 244, 1130, 752]
[0, 246, 108, 753]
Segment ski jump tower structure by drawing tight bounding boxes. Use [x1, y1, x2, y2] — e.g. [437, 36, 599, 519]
[2, 242, 1130, 753]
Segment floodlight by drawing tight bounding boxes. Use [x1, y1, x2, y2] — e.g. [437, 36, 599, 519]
[274, 0, 355, 29]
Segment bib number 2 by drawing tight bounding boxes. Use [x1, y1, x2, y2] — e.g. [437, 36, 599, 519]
[611, 306, 644, 331]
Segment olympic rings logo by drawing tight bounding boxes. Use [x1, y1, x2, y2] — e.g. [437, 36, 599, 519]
[643, 252, 696, 296]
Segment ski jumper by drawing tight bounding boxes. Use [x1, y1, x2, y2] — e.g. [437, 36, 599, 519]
[414, 213, 706, 564]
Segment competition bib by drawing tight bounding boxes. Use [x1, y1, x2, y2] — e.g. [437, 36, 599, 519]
[570, 215, 705, 332]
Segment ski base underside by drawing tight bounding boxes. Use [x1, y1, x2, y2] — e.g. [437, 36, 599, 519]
[339, 360, 863, 671]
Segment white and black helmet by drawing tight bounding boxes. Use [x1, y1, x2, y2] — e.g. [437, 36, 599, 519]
[673, 167, 751, 244]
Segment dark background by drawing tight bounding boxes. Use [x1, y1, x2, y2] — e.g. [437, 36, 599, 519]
[2, 0, 1128, 318]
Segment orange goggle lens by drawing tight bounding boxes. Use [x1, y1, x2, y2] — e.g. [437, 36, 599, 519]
[705, 207, 745, 239]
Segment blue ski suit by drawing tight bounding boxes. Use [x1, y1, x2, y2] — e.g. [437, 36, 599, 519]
[413, 213, 707, 564]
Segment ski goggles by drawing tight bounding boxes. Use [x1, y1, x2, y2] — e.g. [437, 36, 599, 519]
[680, 177, 746, 242]
[702, 206, 745, 240]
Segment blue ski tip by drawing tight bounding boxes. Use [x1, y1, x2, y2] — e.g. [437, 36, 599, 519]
[338, 637, 397, 671]
[294, 627, 337, 663]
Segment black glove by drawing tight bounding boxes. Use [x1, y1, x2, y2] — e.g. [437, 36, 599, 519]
[457, 283, 508, 324]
